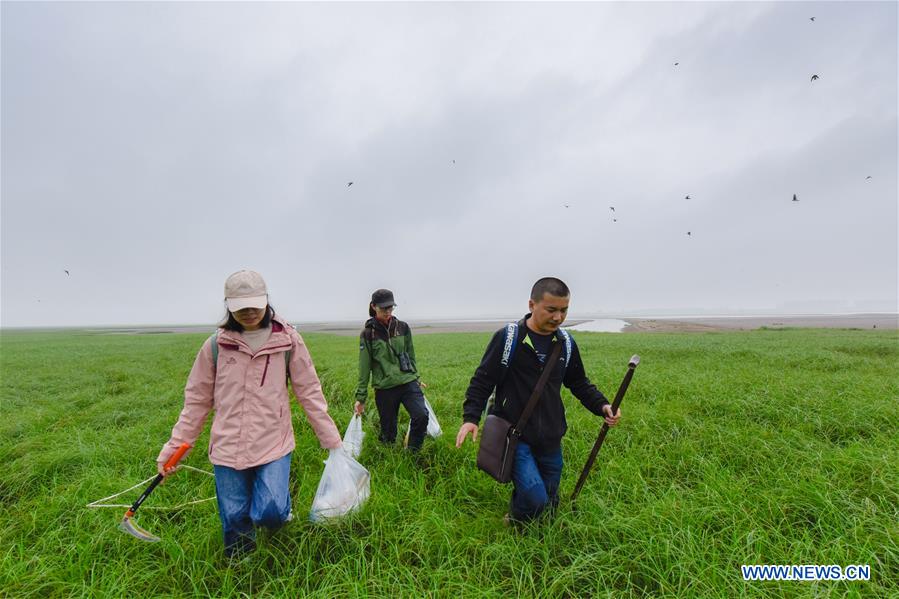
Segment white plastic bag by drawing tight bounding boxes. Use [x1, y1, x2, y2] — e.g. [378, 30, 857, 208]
[309, 448, 370, 522]
[342, 413, 365, 459]
[405, 396, 442, 446]
[424, 396, 442, 437]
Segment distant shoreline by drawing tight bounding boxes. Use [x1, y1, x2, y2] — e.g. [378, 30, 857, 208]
[621, 313, 897, 333]
[2, 313, 896, 335]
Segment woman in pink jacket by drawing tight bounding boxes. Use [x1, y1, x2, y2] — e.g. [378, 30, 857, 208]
[157, 270, 342, 557]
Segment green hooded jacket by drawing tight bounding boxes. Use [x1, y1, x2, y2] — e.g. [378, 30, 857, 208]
[355, 317, 419, 403]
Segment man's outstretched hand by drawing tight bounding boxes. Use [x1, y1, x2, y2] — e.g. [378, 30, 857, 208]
[455, 422, 479, 448]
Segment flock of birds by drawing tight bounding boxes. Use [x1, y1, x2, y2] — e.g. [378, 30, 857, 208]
[337, 16, 877, 242]
[53, 15, 878, 298]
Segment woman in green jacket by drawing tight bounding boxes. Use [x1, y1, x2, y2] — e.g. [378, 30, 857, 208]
[354, 289, 429, 450]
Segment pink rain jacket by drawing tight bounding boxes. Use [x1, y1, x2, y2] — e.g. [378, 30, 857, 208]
[157, 317, 342, 470]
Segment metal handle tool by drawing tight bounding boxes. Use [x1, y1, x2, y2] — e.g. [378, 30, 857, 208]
[119, 443, 191, 542]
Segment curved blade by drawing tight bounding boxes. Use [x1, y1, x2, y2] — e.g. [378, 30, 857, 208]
[120, 516, 160, 542]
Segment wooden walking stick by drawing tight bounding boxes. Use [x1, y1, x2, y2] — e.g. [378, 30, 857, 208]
[571, 355, 640, 505]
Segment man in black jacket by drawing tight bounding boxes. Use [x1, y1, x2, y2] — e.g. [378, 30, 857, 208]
[455, 277, 621, 523]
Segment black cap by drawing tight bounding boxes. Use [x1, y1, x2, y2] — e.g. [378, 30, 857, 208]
[371, 289, 396, 308]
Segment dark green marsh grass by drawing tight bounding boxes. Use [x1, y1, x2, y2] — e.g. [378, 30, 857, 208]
[1, 327, 897, 597]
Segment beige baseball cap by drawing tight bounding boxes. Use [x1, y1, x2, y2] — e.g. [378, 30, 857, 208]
[224, 270, 268, 312]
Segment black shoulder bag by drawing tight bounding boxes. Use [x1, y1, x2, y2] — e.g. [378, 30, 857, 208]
[476, 340, 563, 483]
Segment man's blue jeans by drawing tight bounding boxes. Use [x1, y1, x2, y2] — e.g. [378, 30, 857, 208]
[213, 453, 292, 555]
[510, 441, 563, 522]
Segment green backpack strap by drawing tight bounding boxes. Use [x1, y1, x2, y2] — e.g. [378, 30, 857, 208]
[284, 348, 290, 380]
[282, 326, 292, 380]
[210, 331, 219, 369]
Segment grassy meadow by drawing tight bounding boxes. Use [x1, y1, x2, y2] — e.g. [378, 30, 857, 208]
[1, 326, 897, 598]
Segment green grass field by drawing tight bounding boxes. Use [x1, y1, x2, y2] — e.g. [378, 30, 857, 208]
[1, 327, 897, 598]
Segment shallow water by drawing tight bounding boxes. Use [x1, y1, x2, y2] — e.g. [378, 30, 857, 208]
[566, 319, 630, 333]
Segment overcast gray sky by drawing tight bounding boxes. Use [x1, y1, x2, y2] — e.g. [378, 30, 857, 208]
[2, 1, 896, 328]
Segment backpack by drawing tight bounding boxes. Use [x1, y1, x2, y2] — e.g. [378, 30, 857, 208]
[498, 322, 571, 373]
[209, 330, 291, 379]
[490, 322, 572, 403]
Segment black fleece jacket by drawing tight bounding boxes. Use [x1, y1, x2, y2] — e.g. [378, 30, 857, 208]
[462, 315, 610, 452]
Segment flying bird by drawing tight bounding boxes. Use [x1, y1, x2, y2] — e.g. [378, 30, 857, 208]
[866, 176, 872, 181]
[564, 204, 570, 208]
[810, 16, 815, 22]
[792, 194, 799, 202]
[674, 62, 679, 66]
[810, 74, 819, 81]
[613, 218, 617, 223]
[687, 231, 691, 237]
[347, 182, 354, 187]
[64, 270, 70, 276]
[685, 195, 691, 200]
[609, 207, 615, 212]
[452, 160, 455, 164]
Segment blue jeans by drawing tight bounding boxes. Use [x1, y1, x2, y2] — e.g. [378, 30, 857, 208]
[510, 442, 563, 522]
[213, 453, 292, 555]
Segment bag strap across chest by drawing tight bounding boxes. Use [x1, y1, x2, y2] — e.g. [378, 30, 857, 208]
[512, 340, 564, 436]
